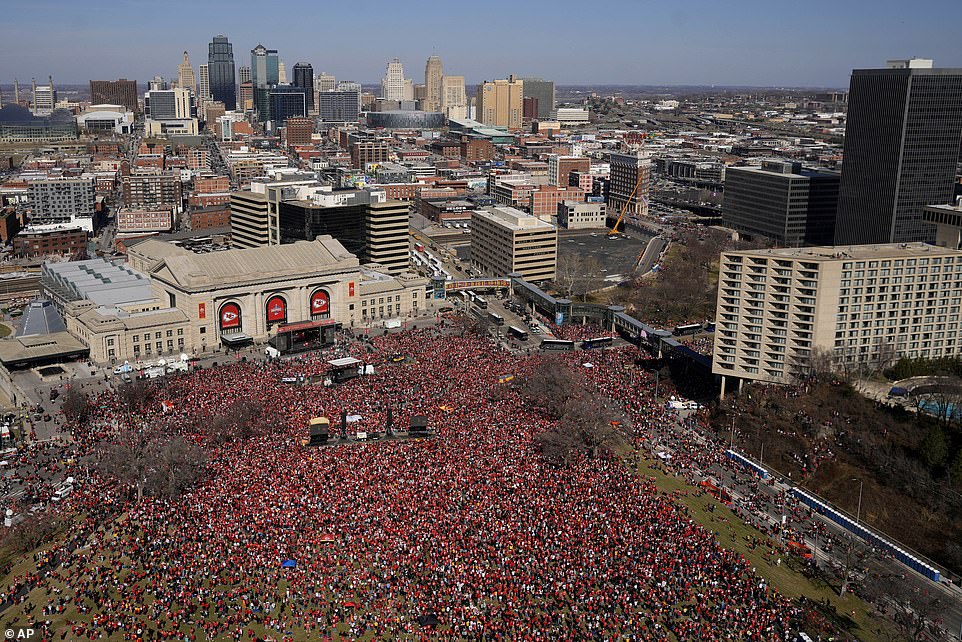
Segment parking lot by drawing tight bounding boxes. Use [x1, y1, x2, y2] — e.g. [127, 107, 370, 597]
[558, 229, 654, 281]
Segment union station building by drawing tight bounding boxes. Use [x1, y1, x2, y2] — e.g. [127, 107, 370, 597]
[44, 236, 427, 363]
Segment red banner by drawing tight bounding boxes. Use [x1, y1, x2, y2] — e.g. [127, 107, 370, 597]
[266, 295, 287, 323]
[310, 290, 330, 315]
[348, 281, 355, 297]
[220, 302, 241, 330]
[198, 302, 206, 319]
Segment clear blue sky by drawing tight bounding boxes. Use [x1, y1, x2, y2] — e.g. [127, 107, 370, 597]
[1, 0, 961, 88]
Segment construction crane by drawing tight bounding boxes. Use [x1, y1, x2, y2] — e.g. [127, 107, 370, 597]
[607, 172, 647, 236]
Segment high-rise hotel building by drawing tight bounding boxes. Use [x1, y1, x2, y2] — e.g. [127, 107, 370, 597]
[713, 243, 962, 394]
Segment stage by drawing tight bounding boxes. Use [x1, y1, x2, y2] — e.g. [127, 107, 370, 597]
[272, 319, 339, 354]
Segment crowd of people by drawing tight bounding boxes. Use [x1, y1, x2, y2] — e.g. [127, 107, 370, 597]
[0, 324, 853, 640]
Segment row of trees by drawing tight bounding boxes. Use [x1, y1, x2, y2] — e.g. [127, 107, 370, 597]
[520, 362, 626, 465]
[622, 230, 751, 325]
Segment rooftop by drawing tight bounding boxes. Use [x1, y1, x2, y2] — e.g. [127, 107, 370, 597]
[474, 206, 556, 232]
[16, 299, 67, 337]
[725, 242, 962, 261]
[43, 258, 154, 307]
[147, 236, 360, 290]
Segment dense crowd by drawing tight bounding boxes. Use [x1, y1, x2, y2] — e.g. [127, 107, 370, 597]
[1, 325, 836, 640]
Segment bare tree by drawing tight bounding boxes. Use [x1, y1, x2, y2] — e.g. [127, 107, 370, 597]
[98, 428, 208, 502]
[97, 428, 155, 503]
[553, 253, 583, 300]
[143, 436, 207, 499]
[802, 346, 836, 383]
[207, 399, 275, 445]
[827, 534, 868, 597]
[558, 394, 626, 457]
[520, 361, 584, 419]
[60, 388, 90, 423]
[0, 508, 63, 554]
[116, 380, 149, 414]
[863, 572, 950, 641]
[524, 363, 626, 464]
[535, 427, 584, 466]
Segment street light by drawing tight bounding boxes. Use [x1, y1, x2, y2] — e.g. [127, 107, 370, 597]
[852, 477, 864, 524]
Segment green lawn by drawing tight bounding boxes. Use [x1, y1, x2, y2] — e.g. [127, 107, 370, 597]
[0, 323, 12, 338]
[639, 457, 899, 642]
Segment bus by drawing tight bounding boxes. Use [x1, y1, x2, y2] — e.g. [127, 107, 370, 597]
[540, 339, 575, 351]
[488, 312, 505, 326]
[674, 323, 701, 336]
[581, 336, 614, 349]
[474, 295, 488, 309]
[508, 326, 529, 341]
[462, 290, 476, 303]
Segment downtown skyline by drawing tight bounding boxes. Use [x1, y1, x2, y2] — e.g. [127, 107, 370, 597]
[1, 0, 961, 88]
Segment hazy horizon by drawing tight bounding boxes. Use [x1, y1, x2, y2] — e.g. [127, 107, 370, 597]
[1, 0, 960, 88]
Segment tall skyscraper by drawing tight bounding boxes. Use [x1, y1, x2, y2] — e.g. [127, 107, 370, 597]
[278, 61, 288, 85]
[441, 75, 467, 120]
[318, 90, 360, 123]
[834, 58, 962, 244]
[522, 78, 555, 119]
[381, 58, 408, 101]
[238, 82, 254, 111]
[208, 35, 236, 110]
[89, 79, 138, 112]
[476, 75, 523, 129]
[316, 73, 336, 92]
[269, 86, 307, 125]
[144, 87, 193, 119]
[722, 160, 840, 247]
[292, 62, 314, 114]
[251, 44, 279, 122]
[198, 64, 211, 101]
[177, 51, 196, 94]
[32, 77, 56, 114]
[238, 66, 252, 84]
[338, 81, 362, 112]
[424, 55, 443, 112]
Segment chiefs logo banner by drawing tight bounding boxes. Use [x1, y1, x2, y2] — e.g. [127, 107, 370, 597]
[311, 290, 330, 315]
[220, 302, 241, 330]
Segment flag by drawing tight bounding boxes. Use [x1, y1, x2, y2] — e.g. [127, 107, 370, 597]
[281, 559, 297, 568]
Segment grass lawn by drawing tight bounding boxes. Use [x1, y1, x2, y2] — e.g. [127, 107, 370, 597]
[639, 457, 900, 642]
[0, 323, 12, 338]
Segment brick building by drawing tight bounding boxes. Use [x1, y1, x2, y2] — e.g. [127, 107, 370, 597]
[429, 140, 460, 158]
[529, 186, 586, 221]
[351, 141, 391, 169]
[14, 227, 87, 257]
[121, 166, 183, 212]
[548, 155, 591, 187]
[189, 205, 231, 230]
[188, 193, 231, 208]
[461, 137, 495, 162]
[186, 149, 210, 171]
[194, 175, 230, 194]
[116, 208, 174, 233]
[285, 117, 314, 146]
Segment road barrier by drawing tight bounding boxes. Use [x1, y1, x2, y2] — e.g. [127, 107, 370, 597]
[725, 449, 770, 479]
[790, 487, 941, 583]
